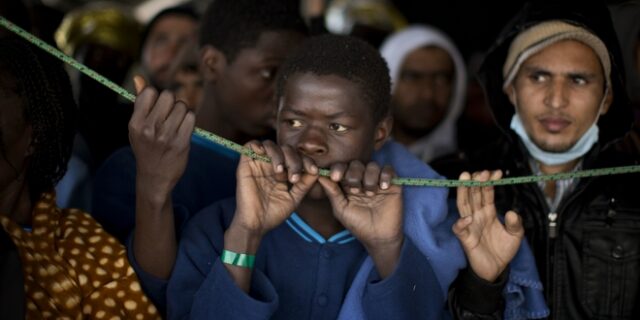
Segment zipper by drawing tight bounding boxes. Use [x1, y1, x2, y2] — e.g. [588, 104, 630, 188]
[546, 177, 593, 317]
[548, 212, 558, 239]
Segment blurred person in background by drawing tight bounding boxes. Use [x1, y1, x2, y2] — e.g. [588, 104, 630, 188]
[139, 5, 199, 90]
[380, 25, 467, 164]
[54, 3, 140, 211]
[166, 40, 203, 111]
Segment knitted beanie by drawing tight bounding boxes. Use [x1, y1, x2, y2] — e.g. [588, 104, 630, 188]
[502, 20, 611, 89]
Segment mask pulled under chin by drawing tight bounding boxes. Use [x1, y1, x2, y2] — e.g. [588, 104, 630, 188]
[509, 114, 599, 166]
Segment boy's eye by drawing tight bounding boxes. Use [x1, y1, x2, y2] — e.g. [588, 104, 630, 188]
[329, 123, 348, 132]
[287, 119, 303, 128]
[260, 68, 276, 80]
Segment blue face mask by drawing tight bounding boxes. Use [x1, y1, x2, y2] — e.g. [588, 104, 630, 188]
[510, 114, 599, 166]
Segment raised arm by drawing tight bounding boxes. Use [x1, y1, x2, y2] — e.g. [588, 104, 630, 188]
[453, 170, 524, 282]
[223, 140, 319, 292]
[130, 76, 195, 279]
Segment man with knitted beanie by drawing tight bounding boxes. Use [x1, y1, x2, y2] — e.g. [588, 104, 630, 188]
[449, 1, 640, 319]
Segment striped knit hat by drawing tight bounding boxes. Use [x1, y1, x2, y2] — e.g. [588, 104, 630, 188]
[502, 20, 611, 89]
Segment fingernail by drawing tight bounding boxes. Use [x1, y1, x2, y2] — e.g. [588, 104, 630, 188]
[331, 172, 340, 181]
[276, 164, 283, 173]
[366, 191, 374, 196]
[350, 188, 360, 194]
[381, 182, 389, 189]
[310, 166, 318, 174]
[291, 174, 299, 183]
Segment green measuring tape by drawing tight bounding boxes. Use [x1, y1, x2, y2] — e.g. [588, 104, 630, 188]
[2, 16, 639, 187]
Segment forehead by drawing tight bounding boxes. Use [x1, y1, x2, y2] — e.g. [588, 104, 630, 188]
[402, 46, 453, 71]
[149, 14, 197, 36]
[521, 40, 603, 75]
[230, 30, 305, 66]
[279, 73, 370, 118]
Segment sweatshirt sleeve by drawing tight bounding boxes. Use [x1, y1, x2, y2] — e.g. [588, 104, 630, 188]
[362, 237, 447, 320]
[448, 267, 507, 319]
[126, 234, 169, 316]
[166, 201, 279, 319]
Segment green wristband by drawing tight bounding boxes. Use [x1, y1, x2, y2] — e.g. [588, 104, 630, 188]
[221, 249, 256, 269]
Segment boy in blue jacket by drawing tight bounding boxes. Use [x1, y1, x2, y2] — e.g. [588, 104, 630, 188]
[140, 34, 524, 319]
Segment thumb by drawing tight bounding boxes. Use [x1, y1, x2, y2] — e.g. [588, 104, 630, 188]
[289, 173, 318, 204]
[134, 75, 147, 95]
[317, 177, 347, 211]
[452, 215, 472, 241]
[504, 210, 524, 238]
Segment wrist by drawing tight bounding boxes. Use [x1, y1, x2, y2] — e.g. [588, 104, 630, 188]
[136, 174, 174, 203]
[364, 233, 404, 257]
[220, 249, 255, 269]
[224, 223, 263, 255]
[364, 234, 404, 278]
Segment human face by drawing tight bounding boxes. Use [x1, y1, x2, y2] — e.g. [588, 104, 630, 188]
[142, 15, 197, 89]
[507, 40, 612, 152]
[392, 46, 454, 135]
[277, 73, 390, 199]
[0, 72, 31, 192]
[214, 30, 305, 139]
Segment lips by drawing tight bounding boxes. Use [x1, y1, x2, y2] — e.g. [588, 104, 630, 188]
[538, 117, 571, 133]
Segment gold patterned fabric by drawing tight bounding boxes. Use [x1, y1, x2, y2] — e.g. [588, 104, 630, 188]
[0, 192, 160, 319]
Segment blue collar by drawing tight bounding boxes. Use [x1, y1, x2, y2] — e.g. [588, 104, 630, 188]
[285, 213, 355, 244]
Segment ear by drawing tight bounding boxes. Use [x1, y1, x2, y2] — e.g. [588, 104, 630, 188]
[200, 45, 227, 83]
[599, 87, 613, 115]
[504, 83, 517, 107]
[373, 116, 393, 150]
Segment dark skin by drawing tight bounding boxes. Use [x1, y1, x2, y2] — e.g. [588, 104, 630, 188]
[0, 74, 34, 226]
[197, 30, 306, 144]
[130, 56, 525, 286]
[224, 73, 401, 292]
[130, 76, 194, 279]
[131, 30, 305, 279]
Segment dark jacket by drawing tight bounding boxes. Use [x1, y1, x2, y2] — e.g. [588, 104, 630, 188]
[461, 1, 640, 319]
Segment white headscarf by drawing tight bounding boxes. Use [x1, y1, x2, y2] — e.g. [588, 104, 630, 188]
[380, 25, 467, 162]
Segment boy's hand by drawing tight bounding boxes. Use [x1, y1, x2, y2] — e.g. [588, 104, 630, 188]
[454, 170, 524, 282]
[318, 161, 403, 278]
[230, 140, 319, 241]
[129, 76, 195, 199]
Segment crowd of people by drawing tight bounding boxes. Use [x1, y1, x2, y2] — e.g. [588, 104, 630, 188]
[1, 0, 639, 319]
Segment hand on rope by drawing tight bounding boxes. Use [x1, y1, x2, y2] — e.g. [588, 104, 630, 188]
[1, 16, 638, 187]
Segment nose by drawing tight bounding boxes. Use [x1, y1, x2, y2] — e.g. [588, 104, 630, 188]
[297, 126, 328, 156]
[545, 79, 569, 109]
[418, 85, 435, 102]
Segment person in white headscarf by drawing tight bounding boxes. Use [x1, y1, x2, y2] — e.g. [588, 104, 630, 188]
[380, 25, 467, 163]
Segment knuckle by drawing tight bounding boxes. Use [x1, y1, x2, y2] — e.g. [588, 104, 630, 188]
[141, 126, 155, 138]
[156, 134, 169, 144]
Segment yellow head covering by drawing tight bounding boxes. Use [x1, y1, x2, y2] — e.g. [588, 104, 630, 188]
[325, 0, 407, 35]
[55, 4, 140, 58]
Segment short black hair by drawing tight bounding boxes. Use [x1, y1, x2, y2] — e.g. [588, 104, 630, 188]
[0, 37, 77, 201]
[276, 34, 391, 124]
[199, 0, 308, 62]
